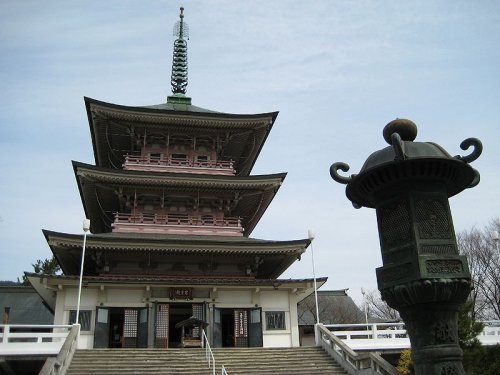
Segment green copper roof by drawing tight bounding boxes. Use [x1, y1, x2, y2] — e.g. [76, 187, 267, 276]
[142, 101, 219, 113]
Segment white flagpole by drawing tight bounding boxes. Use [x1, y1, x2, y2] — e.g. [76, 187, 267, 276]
[76, 219, 91, 328]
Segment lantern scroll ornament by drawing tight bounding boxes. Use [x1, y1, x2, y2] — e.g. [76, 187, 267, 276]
[330, 119, 482, 375]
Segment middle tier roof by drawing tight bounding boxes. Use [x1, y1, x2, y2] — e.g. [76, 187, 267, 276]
[73, 161, 286, 236]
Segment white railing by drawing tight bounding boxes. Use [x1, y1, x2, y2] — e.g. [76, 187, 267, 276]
[0, 324, 72, 356]
[202, 329, 216, 375]
[325, 321, 500, 350]
[477, 320, 500, 345]
[39, 324, 80, 375]
[316, 323, 400, 375]
[222, 365, 228, 375]
[325, 323, 410, 351]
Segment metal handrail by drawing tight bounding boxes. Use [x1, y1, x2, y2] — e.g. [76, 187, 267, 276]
[222, 365, 228, 375]
[202, 329, 216, 375]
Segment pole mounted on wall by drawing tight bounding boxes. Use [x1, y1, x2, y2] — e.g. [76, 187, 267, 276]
[76, 218, 91, 329]
[308, 229, 320, 325]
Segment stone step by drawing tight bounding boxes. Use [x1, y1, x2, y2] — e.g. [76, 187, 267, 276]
[66, 347, 348, 375]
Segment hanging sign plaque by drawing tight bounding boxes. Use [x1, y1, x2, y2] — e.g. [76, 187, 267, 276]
[170, 287, 193, 300]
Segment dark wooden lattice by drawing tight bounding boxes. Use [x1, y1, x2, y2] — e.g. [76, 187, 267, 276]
[191, 304, 204, 338]
[123, 309, 138, 348]
[155, 304, 169, 348]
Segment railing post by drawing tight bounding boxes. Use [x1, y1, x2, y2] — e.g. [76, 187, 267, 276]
[3, 325, 9, 343]
[372, 323, 377, 340]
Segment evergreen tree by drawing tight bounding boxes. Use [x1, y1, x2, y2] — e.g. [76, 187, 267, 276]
[20, 256, 61, 285]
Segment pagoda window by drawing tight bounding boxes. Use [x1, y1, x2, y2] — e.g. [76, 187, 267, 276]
[146, 134, 165, 147]
[195, 136, 213, 150]
[150, 153, 161, 160]
[265, 311, 286, 331]
[69, 310, 92, 331]
[196, 155, 209, 163]
[172, 153, 187, 160]
[170, 135, 191, 148]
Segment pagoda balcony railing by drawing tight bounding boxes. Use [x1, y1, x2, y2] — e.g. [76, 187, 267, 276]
[112, 212, 244, 236]
[123, 155, 235, 175]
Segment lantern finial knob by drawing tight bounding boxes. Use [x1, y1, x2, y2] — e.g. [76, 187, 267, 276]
[383, 118, 417, 144]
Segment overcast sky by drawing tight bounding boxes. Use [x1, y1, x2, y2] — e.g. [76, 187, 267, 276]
[1, 1, 499, 304]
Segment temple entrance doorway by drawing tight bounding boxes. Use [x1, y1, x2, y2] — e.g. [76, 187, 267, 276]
[213, 308, 262, 348]
[154, 303, 206, 348]
[94, 307, 148, 348]
[168, 303, 192, 347]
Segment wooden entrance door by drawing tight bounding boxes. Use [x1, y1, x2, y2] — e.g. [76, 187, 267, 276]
[94, 307, 110, 348]
[248, 308, 263, 347]
[94, 307, 148, 348]
[213, 308, 261, 347]
[213, 308, 222, 347]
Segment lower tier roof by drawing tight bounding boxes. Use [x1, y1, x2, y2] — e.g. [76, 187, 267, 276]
[43, 230, 311, 279]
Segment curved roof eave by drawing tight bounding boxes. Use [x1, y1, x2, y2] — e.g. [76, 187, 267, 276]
[42, 229, 311, 250]
[72, 160, 287, 188]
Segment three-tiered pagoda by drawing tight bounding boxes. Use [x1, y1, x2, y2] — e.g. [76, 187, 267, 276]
[28, 8, 324, 349]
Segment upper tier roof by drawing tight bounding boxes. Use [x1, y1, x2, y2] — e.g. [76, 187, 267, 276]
[73, 161, 286, 236]
[85, 97, 278, 176]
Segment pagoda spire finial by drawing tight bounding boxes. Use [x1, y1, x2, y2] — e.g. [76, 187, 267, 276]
[170, 6, 189, 96]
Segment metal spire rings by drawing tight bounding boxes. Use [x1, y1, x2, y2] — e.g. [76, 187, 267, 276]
[171, 7, 189, 95]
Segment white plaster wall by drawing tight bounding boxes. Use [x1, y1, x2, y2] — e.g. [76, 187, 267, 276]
[263, 332, 292, 347]
[105, 288, 143, 305]
[63, 287, 99, 310]
[54, 287, 99, 349]
[260, 291, 293, 348]
[288, 293, 300, 347]
[216, 290, 252, 306]
[260, 291, 289, 309]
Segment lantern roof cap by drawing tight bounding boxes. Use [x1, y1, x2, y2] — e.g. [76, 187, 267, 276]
[359, 118, 456, 174]
[330, 118, 483, 208]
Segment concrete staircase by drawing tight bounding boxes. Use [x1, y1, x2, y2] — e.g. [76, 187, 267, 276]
[66, 347, 347, 375]
[213, 347, 348, 374]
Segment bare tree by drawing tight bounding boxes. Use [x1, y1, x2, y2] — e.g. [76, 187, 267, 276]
[364, 289, 401, 321]
[458, 218, 500, 320]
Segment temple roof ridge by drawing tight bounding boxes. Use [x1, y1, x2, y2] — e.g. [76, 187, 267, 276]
[84, 96, 278, 117]
[72, 160, 287, 182]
